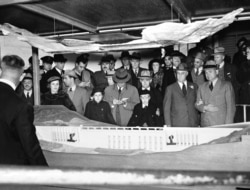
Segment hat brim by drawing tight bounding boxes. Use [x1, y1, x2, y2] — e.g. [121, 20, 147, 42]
[22, 77, 33, 81]
[212, 52, 225, 55]
[203, 65, 218, 69]
[113, 73, 131, 83]
[54, 59, 67, 62]
[138, 76, 152, 79]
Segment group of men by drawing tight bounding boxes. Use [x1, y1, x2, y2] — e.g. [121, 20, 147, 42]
[0, 43, 241, 165]
[17, 46, 238, 128]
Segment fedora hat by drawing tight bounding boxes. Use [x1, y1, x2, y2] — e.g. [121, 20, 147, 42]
[63, 70, 77, 78]
[76, 53, 89, 64]
[213, 47, 225, 55]
[130, 52, 141, 60]
[138, 70, 152, 79]
[204, 60, 218, 70]
[120, 51, 130, 59]
[113, 68, 131, 83]
[53, 54, 67, 62]
[99, 56, 111, 65]
[171, 51, 185, 58]
[106, 54, 116, 62]
[176, 63, 188, 71]
[41, 56, 53, 64]
[22, 73, 32, 81]
[106, 70, 115, 77]
[194, 52, 206, 61]
[91, 87, 104, 96]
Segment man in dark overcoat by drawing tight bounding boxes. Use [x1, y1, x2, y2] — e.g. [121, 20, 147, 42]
[0, 55, 47, 165]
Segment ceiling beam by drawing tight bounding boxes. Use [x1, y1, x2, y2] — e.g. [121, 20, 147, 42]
[18, 4, 97, 33]
[164, 0, 191, 23]
[0, 0, 40, 6]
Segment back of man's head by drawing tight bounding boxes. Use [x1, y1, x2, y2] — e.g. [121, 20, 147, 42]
[1, 55, 25, 82]
[1, 55, 25, 70]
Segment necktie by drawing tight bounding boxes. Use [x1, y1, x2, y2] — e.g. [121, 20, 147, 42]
[195, 69, 199, 76]
[182, 83, 187, 96]
[68, 88, 74, 99]
[116, 87, 122, 126]
[209, 82, 213, 91]
[135, 69, 138, 77]
[26, 92, 30, 99]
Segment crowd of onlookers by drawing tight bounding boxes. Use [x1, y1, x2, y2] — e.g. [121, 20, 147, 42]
[15, 36, 250, 127]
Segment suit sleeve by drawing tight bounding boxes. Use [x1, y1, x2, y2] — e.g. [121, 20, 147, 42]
[127, 105, 139, 126]
[64, 93, 77, 111]
[105, 102, 117, 125]
[195, 86, 205, 113]
[81, 89, 90, 114]
[15, 104, 48, 166]
[123, 87, 140, 111]
[163, 86, 172, 126]
[225, 82, 236, 124]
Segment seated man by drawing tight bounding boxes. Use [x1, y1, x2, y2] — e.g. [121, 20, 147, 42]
[128, 90, 161, 127]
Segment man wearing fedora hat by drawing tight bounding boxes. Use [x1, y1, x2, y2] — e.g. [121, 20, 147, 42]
[118, 51, 133, 85]
[128, 90, 162, 127]
[213, 46, 240, 103]
[195, 59, 235, 127]
[130, 52, 146, 89]
[93, 56, 110, 91]
[18, 73, 34, 105]
[104, 68, 140, 126]
[63, 70, 90, 116]
[138, 70, 164, 126]
[0, 55, 47, 165]
[191, 52, 207, 86]
[164, 63, 199, 127]
[40, 56, 53, 93]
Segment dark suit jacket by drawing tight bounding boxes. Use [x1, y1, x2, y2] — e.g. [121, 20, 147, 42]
[163, 81, 199, 127]
[20, 91, 34, 105]
[130, 67, 146, 89]
[219, 62, 240, 102]
[0, 82, 47, 165]
[85, 100, 116, 125]
[128, 102, 161, 127]
[161, 67, 193, 96]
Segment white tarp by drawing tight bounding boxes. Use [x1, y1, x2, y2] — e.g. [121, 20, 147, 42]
[0, 8, 243, 53]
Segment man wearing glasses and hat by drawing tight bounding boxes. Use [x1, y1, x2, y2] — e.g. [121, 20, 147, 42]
[195, 59, 235, 127]
[104, 68, 140, 126]
[93, 56, 110, 91]
[40, 56, 53, 93]
[130, 52, 146, 89]
[213, 47, 239, 102]
[190, 52, 207, 86]
[163, 63, 199, 127]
